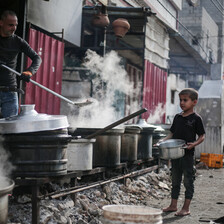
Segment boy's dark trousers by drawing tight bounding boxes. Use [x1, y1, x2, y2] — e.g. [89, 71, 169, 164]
[171, 154, 194, 200]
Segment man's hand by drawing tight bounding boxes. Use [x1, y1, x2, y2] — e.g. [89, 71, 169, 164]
[20, 71, 32, 82]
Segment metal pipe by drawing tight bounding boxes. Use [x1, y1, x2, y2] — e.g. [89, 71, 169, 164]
[0, 64, 91, 106]
[47, 165, 158, 199]
[85, 108, 147, 139]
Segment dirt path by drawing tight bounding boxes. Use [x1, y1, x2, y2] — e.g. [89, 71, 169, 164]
[148, 168, 224, 224]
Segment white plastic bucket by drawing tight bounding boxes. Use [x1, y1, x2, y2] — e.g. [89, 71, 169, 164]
[102, 205, 163, 224]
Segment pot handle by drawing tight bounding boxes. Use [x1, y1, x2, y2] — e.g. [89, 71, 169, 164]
[181, 144, 188, 149]
[153, 141, 162, 147]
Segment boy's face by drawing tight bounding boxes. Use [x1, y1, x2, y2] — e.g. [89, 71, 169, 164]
[179, 94, 197, 112]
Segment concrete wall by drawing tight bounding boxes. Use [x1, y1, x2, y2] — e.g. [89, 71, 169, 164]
[145, 16, 170, 69]
[200, 0, 224, 74]
[178, 2, 218, 64]
[165, 74, 186, 124]
[27, 0, 82, 47]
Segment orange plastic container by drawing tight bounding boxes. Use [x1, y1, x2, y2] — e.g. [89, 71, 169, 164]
[200, 153, 223, 168]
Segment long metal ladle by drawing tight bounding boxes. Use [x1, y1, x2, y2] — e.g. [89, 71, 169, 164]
[0, 63, 92, 106]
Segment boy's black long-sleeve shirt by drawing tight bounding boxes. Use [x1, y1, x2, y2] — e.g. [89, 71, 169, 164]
[0, 34, 42, 86]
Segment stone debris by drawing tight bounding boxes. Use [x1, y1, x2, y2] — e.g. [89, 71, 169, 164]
[8, 167, 172, 224]
[196, 161, 209, 170]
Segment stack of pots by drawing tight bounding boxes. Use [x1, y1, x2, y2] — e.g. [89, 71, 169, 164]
[0, 105, 71, 177]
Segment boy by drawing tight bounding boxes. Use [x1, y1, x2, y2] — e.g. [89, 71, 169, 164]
[161, 88, 205, 216]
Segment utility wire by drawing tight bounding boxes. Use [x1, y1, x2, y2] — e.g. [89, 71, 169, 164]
[156, 0, 210, 61]
[197, 35, 223, 39]
[210, 0, 224, 17]
[214, 0, 224, 11]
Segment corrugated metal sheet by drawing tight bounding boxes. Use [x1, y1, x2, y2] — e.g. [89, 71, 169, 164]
[195, 127, 222, 159]
[125, 64, 143, 124]
[25, 28, 64, 115]
[142, 60, 167, 123]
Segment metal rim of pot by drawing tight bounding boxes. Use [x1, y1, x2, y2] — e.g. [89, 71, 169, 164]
[0, 178, 15, 196]
[156, 139, 187, 160]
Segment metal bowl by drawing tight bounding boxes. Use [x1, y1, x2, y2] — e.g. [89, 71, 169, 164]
[157, 139, 186, 160]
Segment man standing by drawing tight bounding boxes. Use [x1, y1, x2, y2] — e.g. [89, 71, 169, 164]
[0, 10, 42, 118]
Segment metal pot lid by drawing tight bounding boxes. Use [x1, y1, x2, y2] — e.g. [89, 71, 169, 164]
[152, 125, 165, 133]
[124, 126, 141, 134]
[73, 127, 124, 135]
[125, 119, 156, 131]
[0, 104, 69, 134]
[70, 138, 96, 143]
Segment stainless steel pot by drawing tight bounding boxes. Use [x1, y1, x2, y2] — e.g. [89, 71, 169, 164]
[0, 178, 14, 224]
[121, 127, 141, 162]
[93, 128, 124, 167]
[156, 139, 186, 160]
[67, 139, 96, 171]
[134, 119, 156, 160]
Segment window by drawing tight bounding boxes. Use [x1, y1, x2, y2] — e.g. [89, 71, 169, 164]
[171, 90, 175, 104]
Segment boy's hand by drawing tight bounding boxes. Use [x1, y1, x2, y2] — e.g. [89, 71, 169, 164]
[153, 139, 163, 147]
[186, 142, 195, 150]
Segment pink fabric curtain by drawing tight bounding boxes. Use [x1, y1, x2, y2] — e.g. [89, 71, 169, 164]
[25, 28, 64, 115]
[142, 60, 167, 123]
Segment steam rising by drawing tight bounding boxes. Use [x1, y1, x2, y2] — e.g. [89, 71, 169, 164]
[70, 50, 140, 128]
[147, 103, 166, 124]
[0, 136, 14, 188]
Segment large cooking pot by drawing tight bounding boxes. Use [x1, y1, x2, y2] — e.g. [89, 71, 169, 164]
[121, 127, 140, 162]
[0, 105, 71, 177]
[156, 139, 186, 159]
[67, 138, 96, 171]
[92, 128, 124, 168]
[133, 119, 156, 160]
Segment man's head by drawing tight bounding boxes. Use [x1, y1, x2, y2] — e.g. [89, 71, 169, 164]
[0, 10, 18, 37]
[179, 88, 198, 101]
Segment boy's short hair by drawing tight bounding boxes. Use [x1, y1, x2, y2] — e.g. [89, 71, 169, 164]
[179, 88, 198, 101]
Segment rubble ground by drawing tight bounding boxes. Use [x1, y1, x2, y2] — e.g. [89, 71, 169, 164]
[7, 165, 224, 224]
[150, 166, 224, 224]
